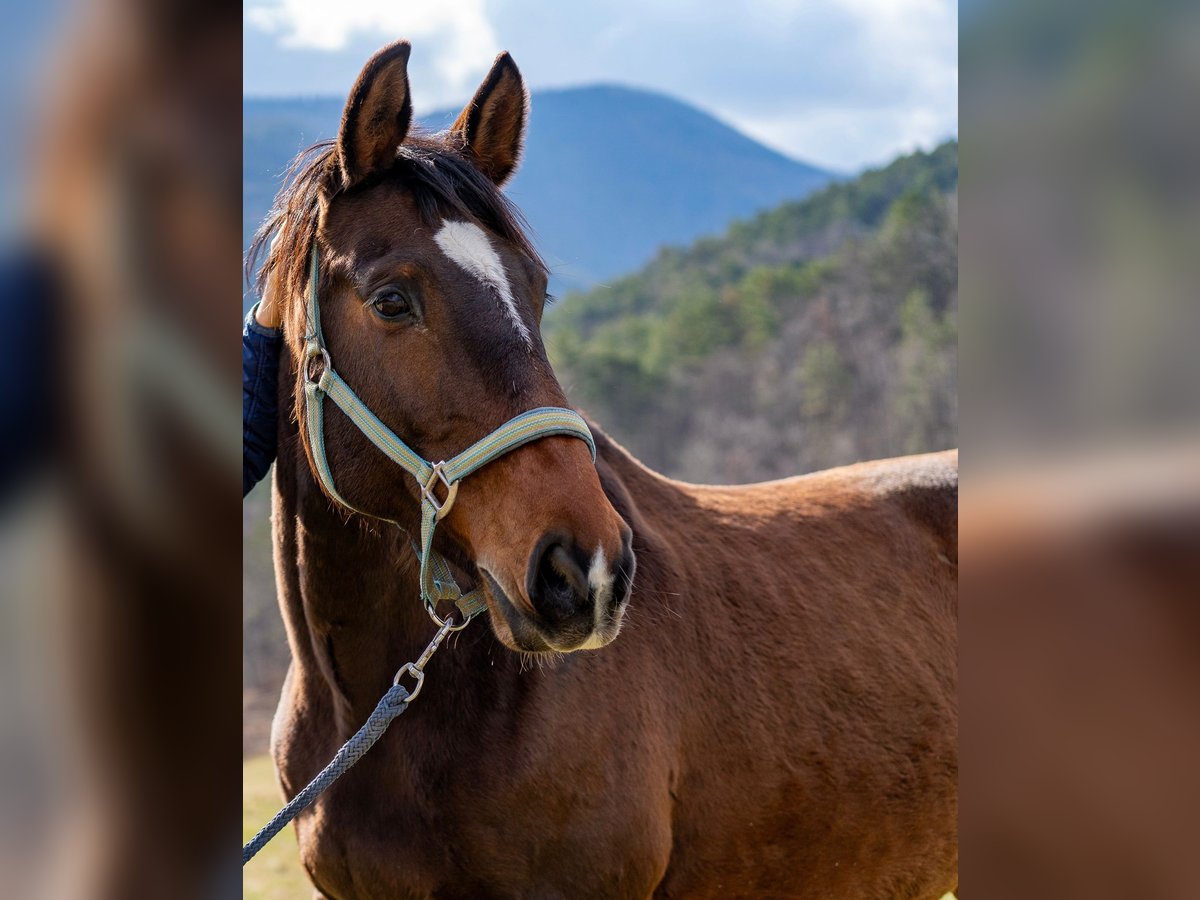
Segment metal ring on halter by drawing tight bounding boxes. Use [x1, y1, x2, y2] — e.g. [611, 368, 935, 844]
[392, 661, 426, 701]
[304, 343, 332, 384]
[420, 462, 459, 521]
[423, 602, 476, 632]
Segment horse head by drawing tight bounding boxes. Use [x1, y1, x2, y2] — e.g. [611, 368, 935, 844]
[255, 41, 635, 653]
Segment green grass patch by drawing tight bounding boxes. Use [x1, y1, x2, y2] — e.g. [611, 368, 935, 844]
[243, 755, 311, 899]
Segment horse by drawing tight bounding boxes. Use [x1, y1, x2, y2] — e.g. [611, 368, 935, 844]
[252, 40, 958, 899]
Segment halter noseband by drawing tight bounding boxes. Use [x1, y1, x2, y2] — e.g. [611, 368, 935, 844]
[300, 245, 596, 627]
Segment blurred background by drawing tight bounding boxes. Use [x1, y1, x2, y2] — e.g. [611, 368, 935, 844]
[0, 0, 241, 896]
[0, 0, 1194, 896]
[959, 1, 1200, 897]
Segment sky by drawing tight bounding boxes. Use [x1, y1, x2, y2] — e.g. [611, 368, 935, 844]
[243, 0, 957, 172]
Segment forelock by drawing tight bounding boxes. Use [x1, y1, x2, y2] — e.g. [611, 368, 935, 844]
[245, 131, 545, 338]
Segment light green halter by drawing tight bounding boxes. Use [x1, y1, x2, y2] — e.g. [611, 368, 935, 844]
[300, 246, 596, 626]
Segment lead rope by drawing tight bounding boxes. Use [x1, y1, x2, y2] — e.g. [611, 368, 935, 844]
[242, 685, 410, 866]
[243, 246, 596, 866]
[242, 616, 455, 865]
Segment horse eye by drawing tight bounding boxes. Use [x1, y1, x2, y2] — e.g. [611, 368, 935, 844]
[370, 291, 412, 320]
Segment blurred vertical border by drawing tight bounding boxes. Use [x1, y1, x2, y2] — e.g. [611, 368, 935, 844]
[0, 0, 240, 895]
[960, 0, 1200, 896]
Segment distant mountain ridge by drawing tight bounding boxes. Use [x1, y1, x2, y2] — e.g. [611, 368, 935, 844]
[545, 140, 958, 483]
[242, 85, 837, 296]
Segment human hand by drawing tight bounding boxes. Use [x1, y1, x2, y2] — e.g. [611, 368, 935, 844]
[254, 280, 282, 329]
[255, 234, 283, 329]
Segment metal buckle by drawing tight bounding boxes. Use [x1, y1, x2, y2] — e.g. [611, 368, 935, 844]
[303, 342, 331, 385]
[392, 613, 461, 700]
[420, 462, 459, 521]
[392, 662, 425, 701]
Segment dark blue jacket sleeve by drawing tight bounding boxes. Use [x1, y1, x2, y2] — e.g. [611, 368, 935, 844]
[243, 302, 282, 496]
[0, 251, 57, 500]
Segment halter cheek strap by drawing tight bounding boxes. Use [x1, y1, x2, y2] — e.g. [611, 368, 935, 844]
[301, 246, 596, 625]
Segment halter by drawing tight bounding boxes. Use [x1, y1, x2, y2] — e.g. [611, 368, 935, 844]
[300, 245, 596, 628]
[246, 246, 598, 866]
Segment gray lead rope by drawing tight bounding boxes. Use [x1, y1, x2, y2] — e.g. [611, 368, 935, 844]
[242, 684, 411, 865]
[244, 612, 463, 865]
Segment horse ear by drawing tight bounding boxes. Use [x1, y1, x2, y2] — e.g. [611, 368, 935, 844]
[337, 40, 413, 189]
[451, 52, 529, 186]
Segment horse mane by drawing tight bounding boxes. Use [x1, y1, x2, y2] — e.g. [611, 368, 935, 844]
[245, 132, 545, 322]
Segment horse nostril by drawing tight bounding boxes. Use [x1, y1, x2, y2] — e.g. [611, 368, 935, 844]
[611, 535, 636, 611]
[529, 540, 589, 623]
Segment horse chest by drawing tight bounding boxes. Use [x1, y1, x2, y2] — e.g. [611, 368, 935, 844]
[287, 710, 673, 898]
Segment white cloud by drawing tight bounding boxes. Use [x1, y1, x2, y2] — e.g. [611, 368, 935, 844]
[734, 105, 954, 171]
[243, 0, 957, 169]
[720, 0, 957, 167]
[245, 0, 497, 97]
[833, 0, 958, 97]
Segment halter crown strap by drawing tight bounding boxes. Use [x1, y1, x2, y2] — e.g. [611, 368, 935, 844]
[301, 245, 595, 621]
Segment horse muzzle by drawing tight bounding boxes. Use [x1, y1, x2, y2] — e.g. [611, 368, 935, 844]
[482, 530, 635, 653]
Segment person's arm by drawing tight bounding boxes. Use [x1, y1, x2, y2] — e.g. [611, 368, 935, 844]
[242, 289, 282, 497]
[0, 250, 58, 500]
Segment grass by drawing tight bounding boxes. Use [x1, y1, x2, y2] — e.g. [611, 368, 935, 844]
[243, 755, 311, 900]
[243, 755, 955, 898]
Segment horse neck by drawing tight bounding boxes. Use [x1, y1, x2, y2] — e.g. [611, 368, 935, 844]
[273, 366, 497, 729]
[272, 360, 681, 729]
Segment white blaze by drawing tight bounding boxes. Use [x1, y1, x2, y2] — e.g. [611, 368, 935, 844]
[433, 220, 532, 348]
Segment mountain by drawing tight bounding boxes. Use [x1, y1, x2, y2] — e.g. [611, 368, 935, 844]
[242, 96, 344, 254]
[544, 140, 958, 483]
[242, 86, 837, 295]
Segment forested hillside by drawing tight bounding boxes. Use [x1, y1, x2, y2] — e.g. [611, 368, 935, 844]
[546, 140, 958, 483]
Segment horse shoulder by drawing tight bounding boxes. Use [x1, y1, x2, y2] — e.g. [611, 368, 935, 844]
[858, 448, 958, 564]
[707, 449, 957, 564]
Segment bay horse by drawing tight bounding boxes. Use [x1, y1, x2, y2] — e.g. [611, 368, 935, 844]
[252, 40, 958, 899]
